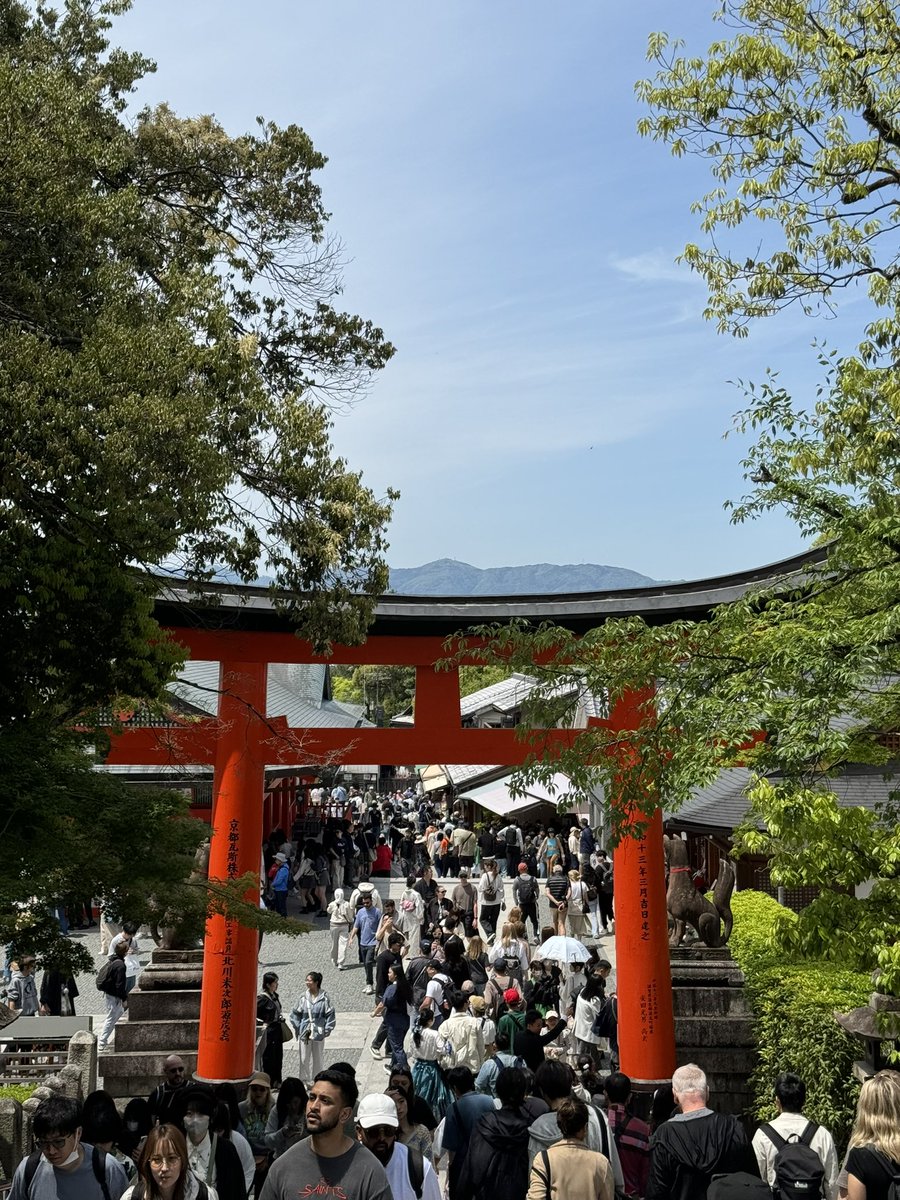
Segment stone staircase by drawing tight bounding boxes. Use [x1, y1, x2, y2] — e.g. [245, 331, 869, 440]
[100, 949, 201, 1100]
[670, 945, 757, 1119]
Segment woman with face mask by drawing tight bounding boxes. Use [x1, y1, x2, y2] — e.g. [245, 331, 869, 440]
[174, 1088, 245, 1200]
[121, 1123, 217, 1200]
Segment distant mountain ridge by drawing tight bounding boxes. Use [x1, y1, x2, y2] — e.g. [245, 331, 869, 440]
[388, 558, 658, 596]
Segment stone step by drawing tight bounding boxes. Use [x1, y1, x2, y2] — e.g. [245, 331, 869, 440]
[672, 987, 751, 1017]
[114, 1019, 200, 1052]
[674, 1016, 755, 1047]
[127, 989, 202, 1021]
[671, 1045, 758, 1075]
[99, 1049, 198, 1080]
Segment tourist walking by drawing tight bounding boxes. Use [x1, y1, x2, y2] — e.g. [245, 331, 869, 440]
[566, 871, 589, 940]
[355, 1093, 441, 1200]
[347, 889, 381, 994]
[374, 964, 412, 1070]
[328, 887, 354, 967]
[410, 1009, 453, 1119]
[264, 1078, 307, 1159]
[842, 1069, 900, 1199]
[387, 1086, 435, 1162]
[122, 1122, 215, 1200]
[97, 941, 129, 1051]
[527, 1096, 614, 1200]
[256, 971, 285, 1087]
[645, 1063, 755, 1200]
[396, 876, 425, 956]
[477, 859, 505, 944]
[751, 1071, 837, 1198]
[572, 973, 606, 1066]
[260, 1071, 391, 1200]
[455, 1067, 535, 1200]
[512, 864, 541, 942]
[8, 1095, 129, 1200]
[6, 955, 38, 1015]
[544, 864, 571, 937]
[290, 972, 336, 1083]
[443, 991, 486, 1072]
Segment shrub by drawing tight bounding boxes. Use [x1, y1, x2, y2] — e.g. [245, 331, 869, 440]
[730, 890, 870, 1148]
[0, 1083, 36, 1103]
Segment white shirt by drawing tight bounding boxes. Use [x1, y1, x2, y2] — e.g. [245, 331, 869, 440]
[187, 1134, 214, 1185]
[424, 974, 450, 1016]
[752, 1111, 839, 1200]
[230, 1129, 256, 1193]
[478, 872, 505, 902]
[384, 1142, 442, 1200]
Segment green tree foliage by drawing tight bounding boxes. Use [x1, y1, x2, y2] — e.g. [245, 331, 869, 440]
[729, 891, 869, 1146]
[450, 0, 900, 988]
[1, 724, 294, 974]
[0, 0, 396, 728]
[0, 0, 395, 965]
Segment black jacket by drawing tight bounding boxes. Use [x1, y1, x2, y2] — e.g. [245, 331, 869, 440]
[646, 1110, 757, 1200]
[513, 1019, 565, 1071]
[457, 1105, 533, 1200]
[106, 957, 128, 1001]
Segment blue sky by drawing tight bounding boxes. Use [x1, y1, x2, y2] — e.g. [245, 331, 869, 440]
[117, 2, 859, 584]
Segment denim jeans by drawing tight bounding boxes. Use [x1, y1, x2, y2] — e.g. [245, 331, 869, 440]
[360, 942, 376, 985]
[385, 1012, 409, 1068]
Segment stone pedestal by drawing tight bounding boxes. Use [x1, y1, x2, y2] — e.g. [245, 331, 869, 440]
[670, 946, 756, 1118]
[100, 949, 202, 1100]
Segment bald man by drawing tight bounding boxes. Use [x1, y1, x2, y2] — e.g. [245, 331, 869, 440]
[147, 1054, 189, 1124]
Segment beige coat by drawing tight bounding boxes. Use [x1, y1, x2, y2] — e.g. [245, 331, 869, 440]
[527, 1140, 614, 1200]
[443, 1009, 485, 1071]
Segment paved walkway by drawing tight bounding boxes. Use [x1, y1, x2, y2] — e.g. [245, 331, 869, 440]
[67, 875, 615, 1093]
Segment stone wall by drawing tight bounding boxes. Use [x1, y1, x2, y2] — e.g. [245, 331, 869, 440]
[0, 1029, 97, 1185]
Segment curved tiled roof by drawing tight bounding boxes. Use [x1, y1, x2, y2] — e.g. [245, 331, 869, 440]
[149, 546, 826, 637]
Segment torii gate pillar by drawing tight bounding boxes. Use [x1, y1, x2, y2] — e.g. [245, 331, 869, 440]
[196, 661, 266, 1084]
[608, 693, 676, 1086]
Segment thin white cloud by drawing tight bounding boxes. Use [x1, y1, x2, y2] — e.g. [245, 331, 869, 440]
[610, 251, 698, 286]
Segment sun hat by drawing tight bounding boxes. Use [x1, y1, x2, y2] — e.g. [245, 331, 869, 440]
[357, 1093, 399, 1128]
[249, 1071, 271, 1088]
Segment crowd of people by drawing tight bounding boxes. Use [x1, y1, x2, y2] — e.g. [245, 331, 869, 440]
[13, 1059, 900, 1200]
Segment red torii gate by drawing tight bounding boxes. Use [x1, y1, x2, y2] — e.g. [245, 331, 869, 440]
[106, 549, 820, 1086]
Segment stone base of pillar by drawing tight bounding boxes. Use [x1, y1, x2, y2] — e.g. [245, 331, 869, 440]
[99, 948, 202, 1100]
[670, 945, 755, 1120]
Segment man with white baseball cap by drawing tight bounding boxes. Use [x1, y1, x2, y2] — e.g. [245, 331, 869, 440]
[356, 1093, 441, 1200]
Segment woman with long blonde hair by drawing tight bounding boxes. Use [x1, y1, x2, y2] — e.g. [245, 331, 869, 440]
[844, 1069, 900, 1198]
[464, 934, 489, 995]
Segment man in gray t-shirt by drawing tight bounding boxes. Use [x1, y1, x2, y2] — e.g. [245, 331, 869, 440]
[260, 1071, 391, 1200]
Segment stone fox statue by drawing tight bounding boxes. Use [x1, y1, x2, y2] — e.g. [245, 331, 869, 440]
[663, 835, 735, 947]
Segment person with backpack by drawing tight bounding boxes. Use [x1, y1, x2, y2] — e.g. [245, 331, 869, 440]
[578, 820, 597, 869]
[646, 1063, 757, 1200]
[751, 1071, 837, 1199]
[528, 1060, 624, 1190]
[841, 1068, 900, 1200]
[474, 1029, 522, 1097]
[527, 1096, 614, 1200]
[9, 1094, 129, 1200]
[512, 864, 541, 942]
[456, 1067, 544, 1200]
[595, 851, 615, 934]
[477, 859, 506, 944]
[97, 939, 129, 1051]
[356, 1092, 441, 1200]
[604, 1071, 651, 1199]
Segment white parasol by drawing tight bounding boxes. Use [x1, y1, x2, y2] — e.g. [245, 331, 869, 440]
[533, 935, 592, 964]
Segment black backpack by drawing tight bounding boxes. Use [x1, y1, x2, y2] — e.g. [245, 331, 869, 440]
[95, 959, 115, 994]
[708, 1174, 773, 1200]
[516, 876, 537, 904]
[24, 1146, 112, 1200]
[591, 994, 618, 1039]
[759, 1121, 825, 1199]
[869, 1147, 900, 1200]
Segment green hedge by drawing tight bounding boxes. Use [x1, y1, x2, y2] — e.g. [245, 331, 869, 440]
[0, 1083, 36, 1103]
[730, 890, 870, 1147]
